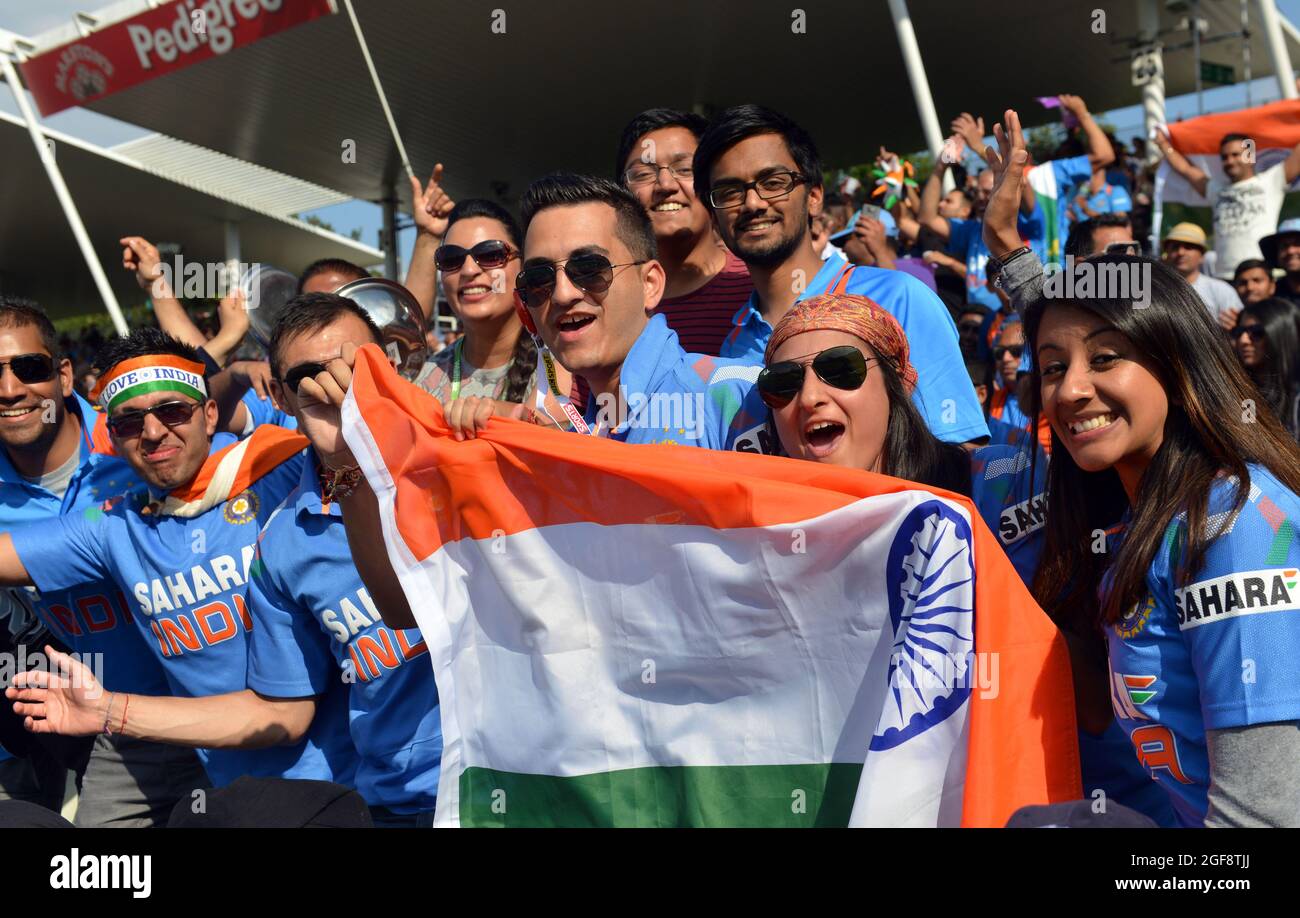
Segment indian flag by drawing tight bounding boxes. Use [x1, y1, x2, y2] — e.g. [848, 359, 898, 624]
[341, 345, 1080, 827]
[1027, 162, 1068, 267]
[1154, 98, 1300, 243]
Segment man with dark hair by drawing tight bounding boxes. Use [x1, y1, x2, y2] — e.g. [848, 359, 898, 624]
[0, 296, 210, 826]
[615, 108, 753, 356]
[9, 295, 443, 827]
[1232, 258, 1277, 305]
[694, 104, 987, 444]
[1156, 129, 1300, 278]
[1258, 217, 1300, 307]
[0, 326, 356, 794]
[1063, 213, 1139, 259]
[297, 258, 370, 295]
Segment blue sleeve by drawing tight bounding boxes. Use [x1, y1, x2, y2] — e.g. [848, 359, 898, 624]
[946, 219, 974, 258]
[1054, 155, 1093, 192]
[1016, 208, 1048, 262]
[1176, 479, 1300, 729]
[241, 390, 297, 434]
[245, 531, 334, 698]
[11, 508, 113, 594]
[251, 453, 308, 526]
[848, 269, 989, 444]
[1110, 186, 1133, 212]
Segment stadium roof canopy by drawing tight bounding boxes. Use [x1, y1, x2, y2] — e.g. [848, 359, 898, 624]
[10, 0, 1300, 210]
[0, 109, 383, 318]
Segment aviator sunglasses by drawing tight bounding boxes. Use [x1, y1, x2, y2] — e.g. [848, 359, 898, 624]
[756, 345, 874, 408]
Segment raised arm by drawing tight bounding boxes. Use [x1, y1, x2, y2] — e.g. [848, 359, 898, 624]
[918, 160, 952, 241]
[8, 647, 316, 747]
[1153, 131, 1209, 197]
[1059, 95, 1115, 171]
[403, 163, 456, 322]
[121, 236, 207, 349]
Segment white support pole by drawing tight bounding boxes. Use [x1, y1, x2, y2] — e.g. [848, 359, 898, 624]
[1, 52, 129, 335]
[1139, 0, 1166, 165]
[342, 0, 416, 182]
[886, 0, 952, 191]
[1256, 0, 1299, 99]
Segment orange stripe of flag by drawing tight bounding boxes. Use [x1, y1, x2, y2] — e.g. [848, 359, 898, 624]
[1169, 98, 1300, 154]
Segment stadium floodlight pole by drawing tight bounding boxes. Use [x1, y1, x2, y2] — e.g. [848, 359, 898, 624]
[1256, 0, 1299, 100]
[0, 50, 129, 337]
[341, 0, 416, 183]
[886, 0, 953, 193]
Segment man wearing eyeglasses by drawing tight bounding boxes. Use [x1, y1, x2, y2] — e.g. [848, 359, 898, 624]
[693, 104, 988, 445]
[615, 109, 754, 358]
[0, 327, 357, 794]
[8, 296, 443, 827]
[0, 297, 212, 826]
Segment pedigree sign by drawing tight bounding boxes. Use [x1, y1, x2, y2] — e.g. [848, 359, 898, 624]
[19, 0, 336, 117]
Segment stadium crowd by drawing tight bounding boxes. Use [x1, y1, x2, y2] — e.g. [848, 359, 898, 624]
[0, 94, 1298, 828]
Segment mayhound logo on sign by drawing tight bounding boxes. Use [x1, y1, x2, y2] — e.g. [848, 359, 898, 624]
[19, 0, 336, 117]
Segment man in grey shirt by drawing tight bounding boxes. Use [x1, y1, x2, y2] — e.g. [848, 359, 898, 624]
[1160, 222, 1242, 330]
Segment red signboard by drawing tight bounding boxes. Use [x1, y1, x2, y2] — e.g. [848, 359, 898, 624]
[19, 0, 336, 117]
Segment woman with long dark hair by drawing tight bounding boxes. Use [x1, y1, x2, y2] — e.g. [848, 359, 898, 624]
[983, 108, 1300, 827]
[416, 199, 570, 411]
[758, 292, 1047, 587]
[1230, 297, 1300, 439]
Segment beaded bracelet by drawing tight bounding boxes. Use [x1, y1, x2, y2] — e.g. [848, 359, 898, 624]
[320, 464, 365, 502]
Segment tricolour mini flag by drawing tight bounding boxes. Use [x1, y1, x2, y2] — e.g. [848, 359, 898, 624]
[341, 345, 1080, 827]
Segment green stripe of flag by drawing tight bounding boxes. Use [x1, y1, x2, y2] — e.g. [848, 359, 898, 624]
[459, 763, 863, 827]
[107, 379, 205, 411]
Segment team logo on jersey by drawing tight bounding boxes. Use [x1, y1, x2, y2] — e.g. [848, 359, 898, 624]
[1174, 568, 1299, 631]
[1110, 671, 1156, 721]
[998, 493, 1047, 545]
[223, 490, 259, 525]
[1113, 594, 1155, 639]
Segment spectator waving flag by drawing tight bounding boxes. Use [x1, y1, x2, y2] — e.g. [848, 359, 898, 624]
[1153, 98, 1300, 239]
[341, 345, 1080, 827]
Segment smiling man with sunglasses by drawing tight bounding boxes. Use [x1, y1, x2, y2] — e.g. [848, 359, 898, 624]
[693, 104, 988, 446]
[0, 326, 357, 795]
[0, 297, 214, 827]
[450, 172, 767, 450]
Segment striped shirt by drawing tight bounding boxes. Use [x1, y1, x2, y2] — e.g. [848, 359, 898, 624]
[651, 250, 753, 357]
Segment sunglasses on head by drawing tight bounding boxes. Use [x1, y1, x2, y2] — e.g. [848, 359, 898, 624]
[993, 344, 1025, 361]
[0, 353, 56, 385]
[434, 239, 518, 273]
[515, 253, 646, 310]
[106, 400, 201, 438]
[280, 361, 328, 394]
[1230, 325, 1266, 343]
[756, 345, 872, 408]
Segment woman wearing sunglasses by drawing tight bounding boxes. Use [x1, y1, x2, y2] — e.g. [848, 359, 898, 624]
[1229, 298, 1300, 440]
[984, 108, 1300, 827]
[416, 199, 567, 412]
[757, 292, 1047, 588]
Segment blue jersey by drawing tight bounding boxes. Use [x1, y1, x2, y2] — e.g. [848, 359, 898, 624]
[240, 389, 298, 434]
[247, 451, 441, 813]
[1076, 183, 1133, 219]
[720, 252, 988, 444]
[582, 313, 768, 452]
[969, 445, 1047, 587]
[11, 443, 355, 788]
[0, 393, 171, 696]
[1106, 465, 1300, 826]
[1049, 154, 1095, 260]
[949, 213, 1046, 311]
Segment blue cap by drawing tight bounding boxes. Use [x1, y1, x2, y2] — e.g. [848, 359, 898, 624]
[1259, 217, 1300, 267]
[830, 205, 898, 246]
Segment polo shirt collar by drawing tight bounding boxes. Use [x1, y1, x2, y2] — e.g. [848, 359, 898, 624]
[582, 314, 679, 432]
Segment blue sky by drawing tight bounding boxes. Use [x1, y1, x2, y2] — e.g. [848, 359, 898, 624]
[4, 0, 1300, 273]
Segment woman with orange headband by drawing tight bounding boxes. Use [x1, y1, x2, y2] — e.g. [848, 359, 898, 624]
[757, 291, 1047, 585]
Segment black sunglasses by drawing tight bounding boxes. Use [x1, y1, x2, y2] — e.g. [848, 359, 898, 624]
[757, 346, 872, 408]
[1230, 326, 1266, 343]
[0, 353, 56, 385]
[434, 239, 518, 273]
[993, 344, 1025, 361]
[106, 400, 201, 438]
[280, 361, 328, 394]
[515, 253, 646, 310]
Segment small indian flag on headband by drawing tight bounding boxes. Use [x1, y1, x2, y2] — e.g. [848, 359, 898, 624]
[89, 355, 208, 412]
[340, 345, 1081, 828]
